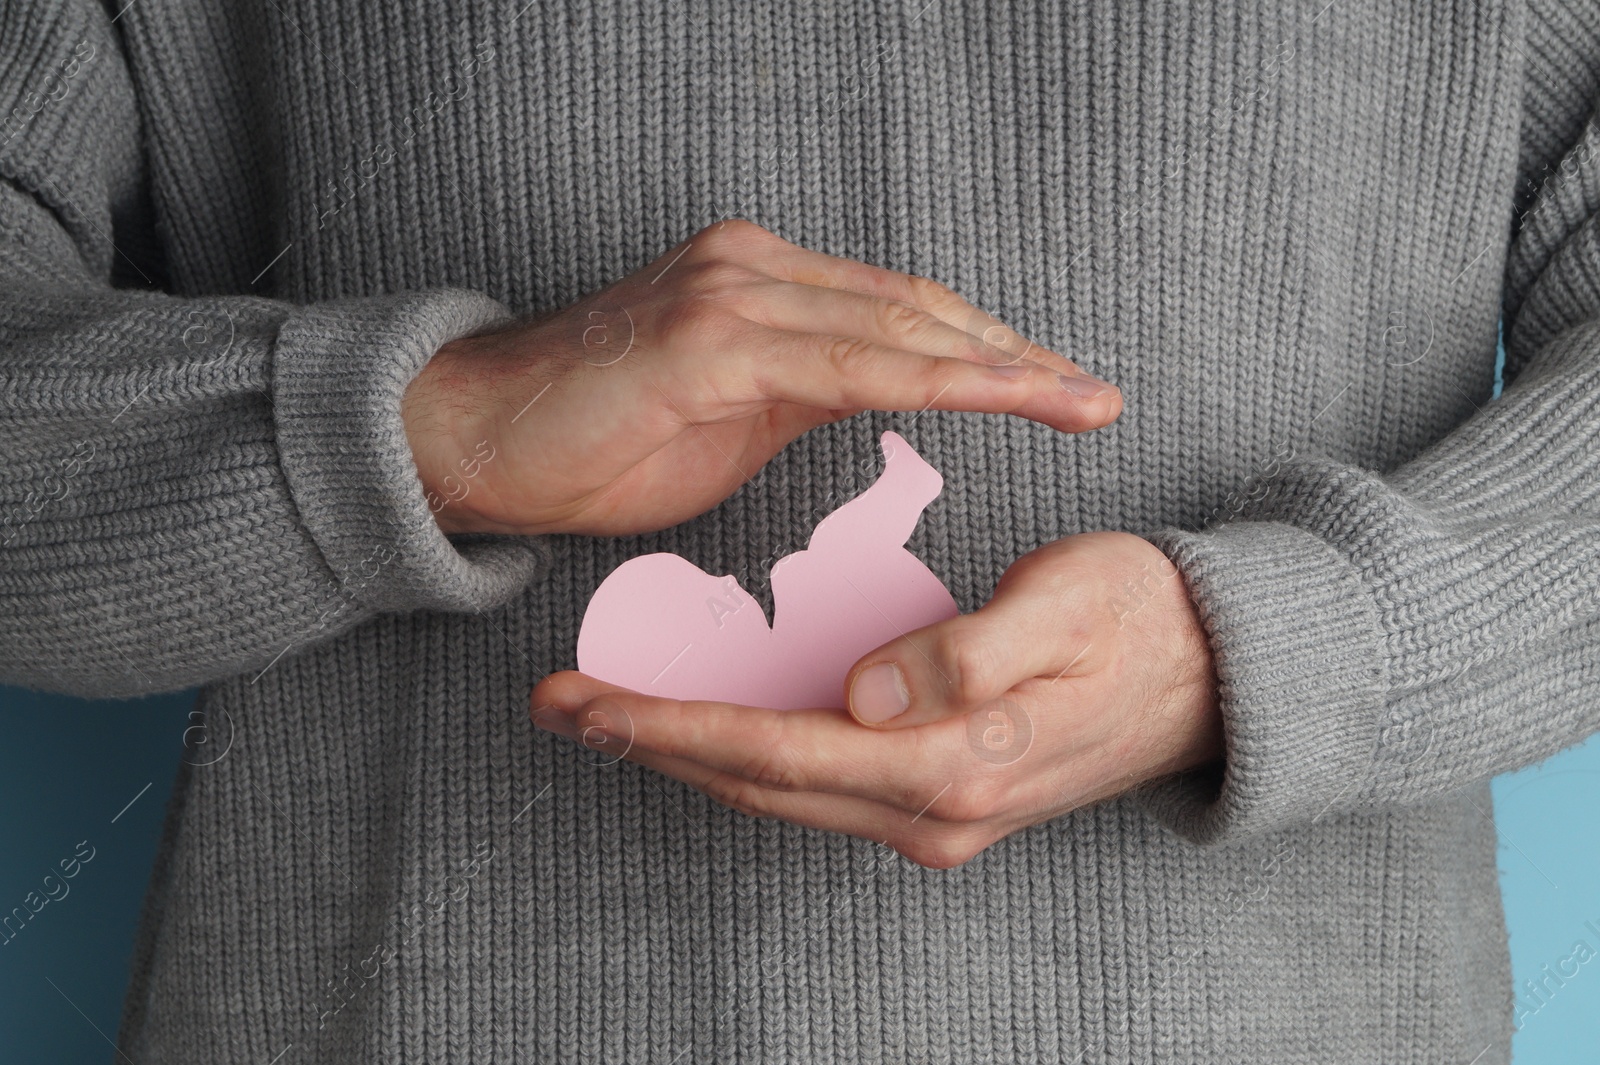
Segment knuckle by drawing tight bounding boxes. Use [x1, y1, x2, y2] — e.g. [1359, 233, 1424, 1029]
[931, 781, 1001, 825]
[682, 259, 759, 295]
[876, 299, 938, 344]
[700, 218, 777, 252]
[654, 292, 728, 341]
[898, 832, 987, 870]
[701, 774, 771, 820]
[903, 272, 960, 310]
[933, 626, 1002, 706]
[737, 747, 805, 793]
[821, 333, 879, 373]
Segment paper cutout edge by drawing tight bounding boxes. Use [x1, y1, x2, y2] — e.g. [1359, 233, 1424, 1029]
[576, 430, 959, 709]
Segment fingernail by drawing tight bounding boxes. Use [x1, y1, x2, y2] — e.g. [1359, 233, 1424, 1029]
[989, 363, 1030, 378]
[538, 688, 583, 711]
[530, 704, 574, 737]
[1057, 372, 1116, 399]
[850, 662, 910, 724]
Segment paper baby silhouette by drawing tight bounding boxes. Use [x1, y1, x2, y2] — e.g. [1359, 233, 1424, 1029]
[576, 431, 959, 710]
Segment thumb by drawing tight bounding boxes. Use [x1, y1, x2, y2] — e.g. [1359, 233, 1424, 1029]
[843, 592, 1063, 730]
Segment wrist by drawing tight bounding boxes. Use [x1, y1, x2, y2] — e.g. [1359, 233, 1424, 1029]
[1128, 534, 1225, 776]
[402, 335, 499, 535]
[1163, 575, 1225, 771]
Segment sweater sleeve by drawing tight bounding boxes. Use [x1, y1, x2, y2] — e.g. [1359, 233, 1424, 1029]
[1131, 0, 1600, 845]
[0, 3, 548, 698]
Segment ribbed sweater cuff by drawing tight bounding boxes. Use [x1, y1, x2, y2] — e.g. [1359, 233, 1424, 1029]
[1131, 522, 1389, 845]
[272, 287, 546, 614]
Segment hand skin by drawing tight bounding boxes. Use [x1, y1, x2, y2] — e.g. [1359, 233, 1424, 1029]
[532, 531, 1224, 870]
[401, 218, 1122, 537]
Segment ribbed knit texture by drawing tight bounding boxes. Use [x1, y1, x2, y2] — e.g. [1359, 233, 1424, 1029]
[3, 0, 1599, 1061]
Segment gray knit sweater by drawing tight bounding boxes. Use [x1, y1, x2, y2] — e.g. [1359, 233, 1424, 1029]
[4, 0, 1599, 1061]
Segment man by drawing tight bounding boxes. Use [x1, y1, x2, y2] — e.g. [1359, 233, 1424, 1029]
[2, 0, 1597, 1061]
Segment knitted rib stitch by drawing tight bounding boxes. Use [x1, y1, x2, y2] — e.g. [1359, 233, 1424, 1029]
[3, 1, 1599, 1062]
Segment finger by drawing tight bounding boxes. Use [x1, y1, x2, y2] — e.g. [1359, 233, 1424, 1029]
[747, 238, 1091, 375]
[534, 669, 640, 711]
[534, 680, 976, 812]
[686, 219, 1099, 382]
[716, 324, 1121, 434]
[845, 555, 1099, 729]
[739, 280, 1092, 380]
[535, 703, 994, 868]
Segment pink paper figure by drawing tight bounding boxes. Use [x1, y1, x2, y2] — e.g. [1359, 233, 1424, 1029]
[575, 430, 959, 710]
